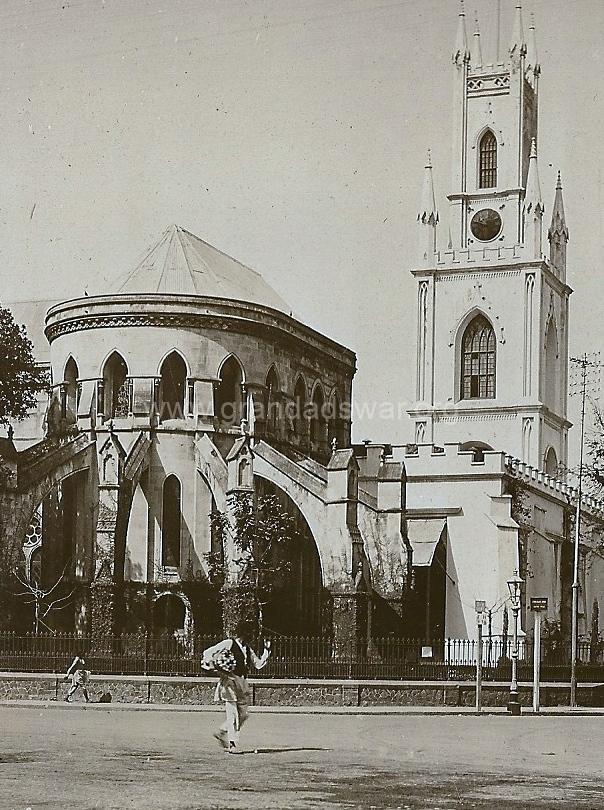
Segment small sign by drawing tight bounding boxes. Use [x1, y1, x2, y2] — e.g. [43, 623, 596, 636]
[421, 646, 433, 659]
[530, 597, 548, 611]
[475, 600, 486, 614]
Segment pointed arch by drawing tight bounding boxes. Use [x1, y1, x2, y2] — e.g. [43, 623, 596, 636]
[101, 351, 130, 419]
[544, 316, 559, 410]
[161, 474, 181, 568]
[478, 129, 497, 188]
[327, 389, 341, 448]
[265, 365, 280, 437]
[215, 354, 245, 429]
[544, 446, 558, 477]
[293, 375, 308, 444]
[309, 382, 326, 449]
[158, 350, 187, 421]
[63, 356, 80, 418]
[459, 314, 496, 399]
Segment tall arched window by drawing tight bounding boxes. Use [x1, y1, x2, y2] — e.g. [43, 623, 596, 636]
[159, 352, 187, 420]
[214, 356, 244, 429]
[63, 357, 79, 419]
[293, 377, 307, 443]
[102, 352, 130, 418]
[162, 475, 181, 567]
[478, 130, 497, 188]
[310, 385, 326, 448]
[544, 319, 558, 410]
[461, 315, 496, 399]
[265, 366, 280, 436]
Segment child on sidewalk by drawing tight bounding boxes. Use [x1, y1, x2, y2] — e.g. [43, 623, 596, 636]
[65, 654, 91, 703]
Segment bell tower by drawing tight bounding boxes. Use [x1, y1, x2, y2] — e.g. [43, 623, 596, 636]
[408, 3, 571, 474]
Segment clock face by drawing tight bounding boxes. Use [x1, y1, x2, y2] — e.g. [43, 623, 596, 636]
[470, 208, 502, 241]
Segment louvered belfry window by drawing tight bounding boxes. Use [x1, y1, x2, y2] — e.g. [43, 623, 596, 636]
[479, 130, 497, 188]
[461, 315, 496, 399]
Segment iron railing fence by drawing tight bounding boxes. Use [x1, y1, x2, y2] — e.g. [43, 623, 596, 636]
[0, 632, 602, 681]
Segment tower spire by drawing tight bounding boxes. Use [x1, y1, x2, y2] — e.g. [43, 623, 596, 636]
[471, 14, 483, 68]
[417, 150, 439, 264]
[509, 4, 526, 61]
[524, 138, 544, 258]
[452, 1, 470, 65]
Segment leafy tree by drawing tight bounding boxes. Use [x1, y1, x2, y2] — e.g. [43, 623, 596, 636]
[0, 305, 48, 427]
[209, 492, 301, 632]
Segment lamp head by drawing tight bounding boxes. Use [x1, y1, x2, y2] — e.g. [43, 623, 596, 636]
[507, 571, 524, 608]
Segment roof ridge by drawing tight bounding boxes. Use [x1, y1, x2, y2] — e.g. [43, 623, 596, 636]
[117, 225, 173, 292]
[174, 226, 198, 293]
[176, 225, 268, 282]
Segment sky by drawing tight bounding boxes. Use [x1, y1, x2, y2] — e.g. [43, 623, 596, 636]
[1, 0, 602, 459]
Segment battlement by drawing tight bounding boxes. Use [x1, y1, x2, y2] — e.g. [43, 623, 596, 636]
[397, 442, 604, 519]
[504, 455, 604, 519]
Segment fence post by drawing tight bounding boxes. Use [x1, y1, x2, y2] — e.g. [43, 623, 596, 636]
[144, 632, 149, 677]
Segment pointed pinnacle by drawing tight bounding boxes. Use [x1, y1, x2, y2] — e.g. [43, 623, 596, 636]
[453, 0, 470, 64]
[556, 170, 562, 190]
[510, 3, 526, 57]
[525, 137, 542, 210]
[471, 14, 483, 66]
[526, 11, 540, 72]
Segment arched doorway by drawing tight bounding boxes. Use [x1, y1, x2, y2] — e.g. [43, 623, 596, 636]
[153, 592, 189, 637]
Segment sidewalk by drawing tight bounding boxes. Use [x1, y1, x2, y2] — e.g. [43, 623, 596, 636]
[2, 698, 604, 716]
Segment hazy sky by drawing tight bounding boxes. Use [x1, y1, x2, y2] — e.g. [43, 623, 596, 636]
[1, 0, 602, 456]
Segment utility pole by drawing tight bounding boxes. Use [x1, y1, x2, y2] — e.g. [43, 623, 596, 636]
[569, 354, 601, 706]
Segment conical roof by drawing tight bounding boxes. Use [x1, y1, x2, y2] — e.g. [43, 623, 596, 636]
[115, 224, 289, 313]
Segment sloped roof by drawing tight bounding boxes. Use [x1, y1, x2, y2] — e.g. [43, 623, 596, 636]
[407, 518, 446, 567]
[114, 224, 290, 313]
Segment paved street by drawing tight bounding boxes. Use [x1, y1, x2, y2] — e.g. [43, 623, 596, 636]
[1, 705, 603, 809]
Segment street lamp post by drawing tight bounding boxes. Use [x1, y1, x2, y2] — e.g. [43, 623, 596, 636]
[507, 571, 524, 715]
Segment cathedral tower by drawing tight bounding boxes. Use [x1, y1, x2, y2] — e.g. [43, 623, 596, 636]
[409, 3, 571, 474]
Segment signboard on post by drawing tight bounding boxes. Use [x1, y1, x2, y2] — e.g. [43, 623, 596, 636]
[474, 600, 485, 713]
[530, 597, 548, 713]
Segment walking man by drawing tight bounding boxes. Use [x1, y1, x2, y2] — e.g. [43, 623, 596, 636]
[202, 621, 271, 754]
[65, 654, 91, 703]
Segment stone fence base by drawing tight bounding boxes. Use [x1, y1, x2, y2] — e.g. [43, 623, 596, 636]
[1, 673, 603, 707]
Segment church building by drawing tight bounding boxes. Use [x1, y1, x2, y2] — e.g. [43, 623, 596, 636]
[1, 4, 603, 651]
